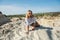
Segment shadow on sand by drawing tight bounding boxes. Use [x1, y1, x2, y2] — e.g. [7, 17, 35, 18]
[34, 25, 53, 40]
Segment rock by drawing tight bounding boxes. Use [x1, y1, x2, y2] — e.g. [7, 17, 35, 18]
[10, 17, 20, 22]
[0, 17, 60, 40]
[0, 11, 11, 26]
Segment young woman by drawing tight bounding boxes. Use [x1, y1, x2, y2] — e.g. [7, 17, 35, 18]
[25, 10, 39, 34]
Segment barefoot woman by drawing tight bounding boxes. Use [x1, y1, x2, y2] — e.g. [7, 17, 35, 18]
[25, 10, 39, 33]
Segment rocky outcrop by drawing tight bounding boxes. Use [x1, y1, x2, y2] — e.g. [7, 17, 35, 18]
[0, 17, 60, 40]
[0, 12, 11, 26]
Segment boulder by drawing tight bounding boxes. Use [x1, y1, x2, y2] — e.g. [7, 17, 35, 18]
[0, 11, 11, 26]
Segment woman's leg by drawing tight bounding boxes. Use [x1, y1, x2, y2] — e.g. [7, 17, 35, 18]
[35, 21, 40, 27]
[26, 25, 29, 33]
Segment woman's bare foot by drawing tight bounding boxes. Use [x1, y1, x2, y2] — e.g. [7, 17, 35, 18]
[32, 26, 35, 30]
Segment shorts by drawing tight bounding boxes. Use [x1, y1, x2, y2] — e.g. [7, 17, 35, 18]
[30, 23, 35, 26]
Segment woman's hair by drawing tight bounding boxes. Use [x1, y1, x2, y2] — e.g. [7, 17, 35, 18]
[26, 10, 34, 19]
[28, 10, 32, 14]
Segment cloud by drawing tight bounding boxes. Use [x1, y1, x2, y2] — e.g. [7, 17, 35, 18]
[0, 5, 60, 15]
[0, 5, 27, 15]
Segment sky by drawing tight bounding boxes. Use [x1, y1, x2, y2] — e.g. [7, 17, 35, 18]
[0, 0, 60, 15]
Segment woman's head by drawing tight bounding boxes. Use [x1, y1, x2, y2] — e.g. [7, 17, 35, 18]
[27, 10, 32, 16]
[26, 10, 33, 18]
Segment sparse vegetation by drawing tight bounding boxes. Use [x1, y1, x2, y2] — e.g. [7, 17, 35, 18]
[6, 12, 60, 19]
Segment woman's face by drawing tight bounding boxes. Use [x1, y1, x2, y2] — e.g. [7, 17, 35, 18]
[27, 11, 32, 16]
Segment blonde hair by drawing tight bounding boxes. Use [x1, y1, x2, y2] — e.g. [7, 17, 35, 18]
[26, 10, 34, 19]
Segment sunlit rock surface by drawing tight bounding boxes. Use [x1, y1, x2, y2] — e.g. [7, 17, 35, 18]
[0, 17, 60, 40]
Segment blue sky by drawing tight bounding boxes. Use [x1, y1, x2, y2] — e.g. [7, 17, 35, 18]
[0, 0, 60, 15]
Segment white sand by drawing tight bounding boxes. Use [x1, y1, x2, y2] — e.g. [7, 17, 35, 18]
[0, 17, 60, 40]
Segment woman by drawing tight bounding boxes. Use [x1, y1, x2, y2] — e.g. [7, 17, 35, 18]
[25, 10, 39, 34]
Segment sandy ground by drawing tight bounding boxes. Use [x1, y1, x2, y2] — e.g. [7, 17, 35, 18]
[0, 17, 60, 40]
